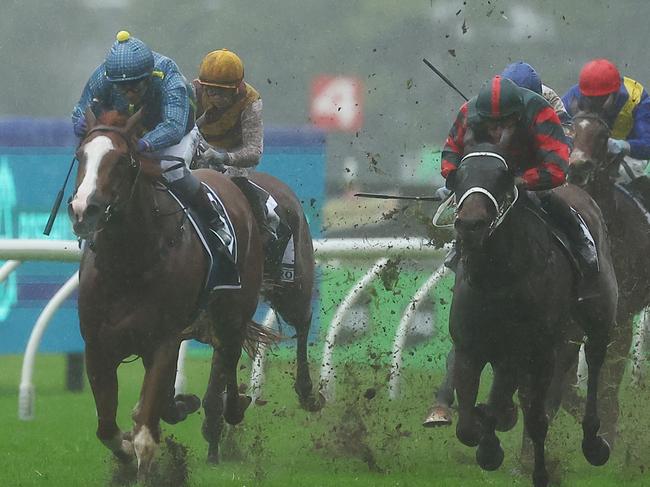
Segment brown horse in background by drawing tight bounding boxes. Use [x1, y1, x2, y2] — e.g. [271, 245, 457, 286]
[68, 110, 270, 477]
[568, 108, 650, 445]
[244, 172, 325, 411]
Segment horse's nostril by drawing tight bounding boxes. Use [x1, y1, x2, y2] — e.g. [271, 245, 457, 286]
[85, 204, 101, 218]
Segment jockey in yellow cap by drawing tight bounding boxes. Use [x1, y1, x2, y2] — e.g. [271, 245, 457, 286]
[193, 49, 277, 245]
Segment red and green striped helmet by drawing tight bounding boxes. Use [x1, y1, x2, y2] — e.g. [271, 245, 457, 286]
[476, 75, 523, 120]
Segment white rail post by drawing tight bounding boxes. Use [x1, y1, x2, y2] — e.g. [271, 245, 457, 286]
[632, 306, 650, 387]
[249, 308, 278, 403]
[19, 271, 80, 420]
[388, 264, 450, 399]
[174, 340, 190, 395]
[0, 260, 21, 282]
[318, 257, 389, 401]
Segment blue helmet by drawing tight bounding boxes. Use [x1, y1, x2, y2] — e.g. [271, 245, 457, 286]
[104, 31, 154, 82]
[500, 61, 542, 95]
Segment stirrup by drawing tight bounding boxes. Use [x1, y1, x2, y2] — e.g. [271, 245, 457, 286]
[209, 222, 232, 247]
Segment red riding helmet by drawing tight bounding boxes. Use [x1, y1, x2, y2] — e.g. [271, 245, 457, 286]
[579, 59, 621, 97]
[476, 75, 523, 120]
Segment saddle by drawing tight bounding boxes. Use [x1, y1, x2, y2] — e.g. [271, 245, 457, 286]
[522, 191, 596, 279]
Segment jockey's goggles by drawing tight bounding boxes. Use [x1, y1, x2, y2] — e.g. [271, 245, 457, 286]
[114, 79, 149, 95]
[204, 85, 236, 97]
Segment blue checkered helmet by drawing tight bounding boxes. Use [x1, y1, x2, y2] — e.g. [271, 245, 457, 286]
[105, 31, 154, 82]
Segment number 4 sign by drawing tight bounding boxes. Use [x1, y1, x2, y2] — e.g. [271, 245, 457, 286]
[310, 76, 363, 132]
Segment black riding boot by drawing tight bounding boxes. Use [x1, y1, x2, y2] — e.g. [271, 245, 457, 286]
[540, 193, 599, 300]
[187, 185, 232, 247]
[231, 177, 277, 247]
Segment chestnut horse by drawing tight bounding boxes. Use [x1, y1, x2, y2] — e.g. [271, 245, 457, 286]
[568, 108, 650, 445]
[244, 172, 325, 411]
[68, 110, 269, 477]
[450, 148, 617, 487]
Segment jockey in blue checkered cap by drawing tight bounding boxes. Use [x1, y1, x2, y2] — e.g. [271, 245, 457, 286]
[71, 31, 232, 246]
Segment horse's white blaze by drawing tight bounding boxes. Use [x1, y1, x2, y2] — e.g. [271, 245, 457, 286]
[570, 148, 586, 163]
[578, 119, 592, 130]
[133, 426, 157, 472]
[71, 136, 114, 219]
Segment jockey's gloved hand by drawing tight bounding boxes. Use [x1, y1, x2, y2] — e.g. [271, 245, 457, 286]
[607, 138, 631, 156]
[200, 147, 229, 172]
[514, 176, 527, 189]
[136, 138, 153, 153]
[435, 186, 452, 201]
[73, 116, 87, 137]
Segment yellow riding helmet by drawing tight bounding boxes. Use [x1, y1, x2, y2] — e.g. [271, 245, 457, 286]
[198, 49, 244, 89]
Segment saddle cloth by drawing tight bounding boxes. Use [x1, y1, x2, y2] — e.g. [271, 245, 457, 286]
[167, 183, 241, 292]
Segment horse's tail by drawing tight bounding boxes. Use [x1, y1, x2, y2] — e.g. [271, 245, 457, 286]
[243, 320, 282, 358]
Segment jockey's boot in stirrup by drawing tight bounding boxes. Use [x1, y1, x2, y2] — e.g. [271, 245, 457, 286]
[189, 185, 232, 247]
[444, 240, 460, 272]
[231, 177, 277, 247]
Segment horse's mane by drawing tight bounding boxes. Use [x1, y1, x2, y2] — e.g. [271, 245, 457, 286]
[97, 110, 129, 127]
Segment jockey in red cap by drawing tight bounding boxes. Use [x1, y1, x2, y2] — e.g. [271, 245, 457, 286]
[563, 58, 650, 161]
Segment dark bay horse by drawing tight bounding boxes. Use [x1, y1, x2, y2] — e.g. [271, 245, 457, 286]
[244, 172, 325, 411]
[69, 110, 269, 476]
[450, 149, 617, 487]
[568, 108, 650, 444]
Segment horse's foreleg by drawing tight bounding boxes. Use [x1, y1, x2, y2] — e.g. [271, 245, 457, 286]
[518, 363, 552, 487]
[423, 346, 456, 427]
[596, 315, 633, 448]
[131, 339, 181, 477]
[202, 348, 227, 464]
[294, 317, 325, 411]
[581, 329, 611, 466]
[85, 346, 134, 463]
[453, 349, 483, 447]
[222, 338, 250, 425]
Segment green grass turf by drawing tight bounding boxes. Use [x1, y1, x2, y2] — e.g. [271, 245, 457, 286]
[1, 353, 649, 486]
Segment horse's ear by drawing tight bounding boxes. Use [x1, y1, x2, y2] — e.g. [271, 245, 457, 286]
[497, 125, 516, 151]
[124, 108, 144, 136]
[602, 93, 616, 117]
[85, 107, 97, 131]
[463, 126, 476, 151]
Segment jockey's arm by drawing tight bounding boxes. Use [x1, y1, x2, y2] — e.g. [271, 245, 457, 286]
[626, 92, 650, 160]
[521, 106, 569, 191]
[223, 99, 264, 168]
[139, 74, 190, 152]
[440, 103, 469, 189]
[72, 64, 111, 128]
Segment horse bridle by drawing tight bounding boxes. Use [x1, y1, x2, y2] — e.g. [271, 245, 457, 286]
[455, 151, 520, 235]
[80, 125, 142, 222]
[571, 112, 626, 178]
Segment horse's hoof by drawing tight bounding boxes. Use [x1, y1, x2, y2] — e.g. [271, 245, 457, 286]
[476, 437, 504, 471]
[300, 391, 326, 412]
[175, 393, 201, 415]
[456, 422, 481, 447]
[224, 395, 251, 425]
[423, 405, 453, 427]
[582, 436, 610, 466]
[495, 405, 518, 432]
[533, 468, 550, 487]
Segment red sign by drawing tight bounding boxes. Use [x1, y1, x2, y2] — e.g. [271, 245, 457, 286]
[310, 76, 363, 132]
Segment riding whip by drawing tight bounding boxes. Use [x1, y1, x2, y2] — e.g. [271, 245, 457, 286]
[354, 192, 441, 202]
[422, 58, 469, 102]
[43, 156, 76, 236]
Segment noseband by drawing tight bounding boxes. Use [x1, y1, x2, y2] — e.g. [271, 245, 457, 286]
[455, 152, 519, 235]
